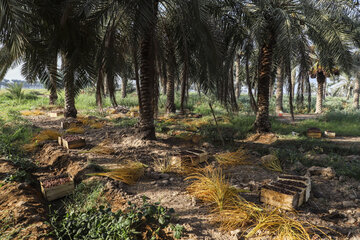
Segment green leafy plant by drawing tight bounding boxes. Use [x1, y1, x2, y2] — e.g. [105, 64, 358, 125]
[4, 170, 33, 183]
[49, 196, 183, 240]
[6, 82, 24, 100]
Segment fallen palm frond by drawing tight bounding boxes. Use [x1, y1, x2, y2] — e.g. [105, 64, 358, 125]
[215, 148, 249, 166]
[33, 129, 61, 142]
[89, 139, 115, 155]
[130, 106, 139, 112]
[246, 209, 312, 240]
[22, 142, 38, 152]
[66, 126, 85, 134]
[153, 156, 177, 173]
[77, 116, 96, 126]
[212, 196, 262, 231]
[20, 109, 45, 116]
[90, 122, 105, 129]
[88, 160, 145, 184]
[23, 129, 61, 152]
[185, 166, 239, 211]
[182, 119, 209, 128]
[261, 155, 283, 172]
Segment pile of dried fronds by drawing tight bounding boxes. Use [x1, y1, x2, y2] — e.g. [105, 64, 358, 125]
[77, 116, 96, 126]
[89, 139, 115, 155]
[23, 129, 61, 152]
[153, 156, 177, 173]
[215, 148, 249, 166]
[185, 166, 320, 239]
[88, 160, 144, 184]
[20, 109, 45, 116]
[261, 155, 283, 172]
[185, 166, 239, 211]
[90, 122, 105, 129]
[66, 126, 85, 134]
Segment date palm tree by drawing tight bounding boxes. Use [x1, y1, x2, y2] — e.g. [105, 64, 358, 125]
[226, 0, 355, 132]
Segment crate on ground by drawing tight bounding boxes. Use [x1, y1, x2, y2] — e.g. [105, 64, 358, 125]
[185, 149, 208, 163]
[324, 130, 336, 138]
[60, 135, 86, 149]
[40, 174, 74, 201]
[306, 128, 322, 138]
[260, 174, 311, 210]
[170, 151, 202, 167]
[48, 111, 63, 118]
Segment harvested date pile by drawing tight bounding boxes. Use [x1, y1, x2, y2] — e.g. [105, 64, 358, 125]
[41, 174, 71, 188]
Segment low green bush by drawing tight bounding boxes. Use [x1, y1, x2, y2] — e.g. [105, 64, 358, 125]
[50, 196, 183, 240]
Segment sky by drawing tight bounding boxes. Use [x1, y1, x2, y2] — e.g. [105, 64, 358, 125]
[4, 65, 24, 81]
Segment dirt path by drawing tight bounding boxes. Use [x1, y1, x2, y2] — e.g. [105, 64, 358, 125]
[1, 112, 360, 239]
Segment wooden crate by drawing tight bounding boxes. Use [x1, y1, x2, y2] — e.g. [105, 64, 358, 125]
[272, 182, 306, 207]
[48, 112, 58, 118]
[324, 131, 336, 138]
[278, 175, 311, 201]
[40, 175, 74, 201]
[61, 136, 86, 149]
[260, 185, 299, 210]
[58, 136, 63, 146]
[307, 128, 322, 139]
[186, 149, 208, 163]
[170, 151, 200, 167]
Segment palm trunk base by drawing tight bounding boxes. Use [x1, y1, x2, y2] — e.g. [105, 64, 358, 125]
[49, 93, 58, 105]
[166, 103, 176, 114]
[136, 124, 156, 140]
[254, 115, 271, 133]
[64, 108, 77, 118]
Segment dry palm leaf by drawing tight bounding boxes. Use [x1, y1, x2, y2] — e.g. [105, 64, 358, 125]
[185, 166, 239, 211]
[215, 148, 249, 166]
[89, 139, 115, 155]
[88, 160, 145, 185]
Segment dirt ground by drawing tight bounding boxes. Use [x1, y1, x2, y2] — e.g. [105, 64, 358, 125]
[1, 112, 360, 240]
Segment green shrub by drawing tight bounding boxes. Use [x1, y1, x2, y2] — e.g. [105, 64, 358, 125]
[50, 197, 183, 240]
[6, 82, 24, 100]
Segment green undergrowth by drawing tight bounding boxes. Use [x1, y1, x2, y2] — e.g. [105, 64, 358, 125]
[49, 181, 183, 240]
[0, 111, 37, 180]
[271, 140, 360, 180]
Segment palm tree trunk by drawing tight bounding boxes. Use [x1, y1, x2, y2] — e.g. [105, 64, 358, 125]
[229, 62, 238, 111]
[48, 57, 58, 105]
[353, 74, 360, 109]
[166, 50, 176, 114]
[315, 71, 326, 114]
[235, 55, 241, 99]
[107, 75, 118, 107]
[133, 47, 142, 110]
[306, 75, 311, 113]
[180, 62, 187, 113]
[275, 67, 283, 113]
[96, 67, 104, 110]
[254, 36, 275, 132]
[137, 0, 158, 140]
[296, 75, 304, 109]
[287, 63, 294, 121]
[64, 66, 77, 118]
[245, 54, 257, 114]
[122, 77, 127, 98]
